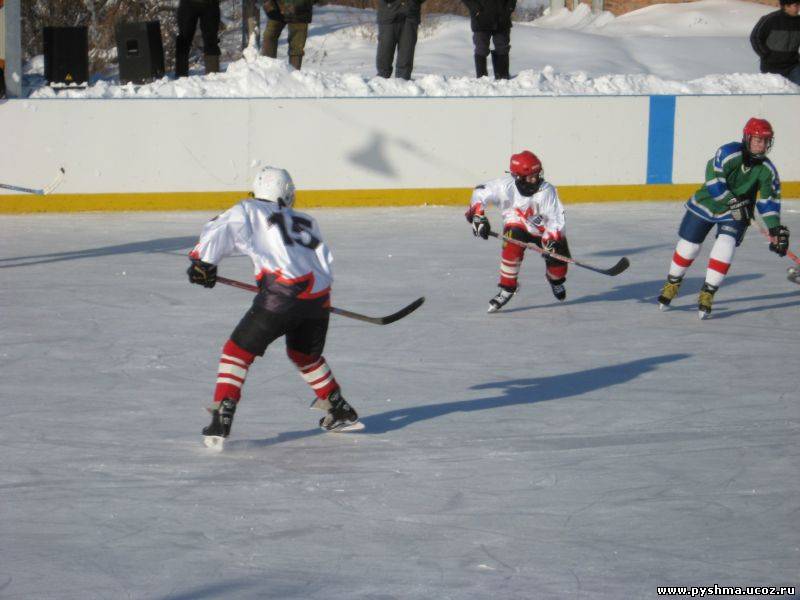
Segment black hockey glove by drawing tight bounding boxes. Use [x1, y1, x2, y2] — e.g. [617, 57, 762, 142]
[768, 225, 789, 257]
[727, 196, 753, 222]
[187, 259, 217, 288]
[472, 215, 491, 239]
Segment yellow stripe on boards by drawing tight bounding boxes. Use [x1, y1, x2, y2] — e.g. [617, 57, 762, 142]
[1, 183, 798, 213]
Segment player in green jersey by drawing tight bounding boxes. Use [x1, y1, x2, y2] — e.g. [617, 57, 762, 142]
[657, 117, 790, 319]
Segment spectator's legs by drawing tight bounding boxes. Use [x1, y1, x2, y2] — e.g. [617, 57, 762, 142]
[786, 64, 800, 86]
[287, 23, 309, 69]
[473, 32, 490, 77]
[175, 0, 201, 78]
[490, 29, 510, 80]
[395, 17, 419, 80]
[199, 0, 222, 73]
[262, 19, 285, 58]
[376, 21, 400, 78]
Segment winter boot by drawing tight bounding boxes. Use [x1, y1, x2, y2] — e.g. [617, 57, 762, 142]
[697, 282, 718, 320]
[491, 51, 510, 80]
[488, 285, 516, 313]
[203, 398, 237, 446]
[289, 54, 303, 70]
[474, 55, 488, 78]
[658, 275, 683, 310]
[548, 277, 566, 301]
[319, 389, 362, 432]
[204, 54, 221, 74]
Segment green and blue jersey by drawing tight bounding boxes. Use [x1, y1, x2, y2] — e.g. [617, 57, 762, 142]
[686, 142, 781, 229]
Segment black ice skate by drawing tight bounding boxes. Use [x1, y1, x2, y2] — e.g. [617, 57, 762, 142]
[487, 286, 516, 313]
[548, 277, 566, 301]
[697, 282, 718, 320]
[658, 275, 683, 310]
[318, 389, 364, 432]
[203, 398, 237, 449]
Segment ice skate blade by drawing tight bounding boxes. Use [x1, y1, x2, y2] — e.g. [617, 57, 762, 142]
[487, 304, 499, 313]
[698, 310, 711, 320]
[203, 435, 225, 451]
[322, 420, 365, 433]
[658, 303, 669, 311]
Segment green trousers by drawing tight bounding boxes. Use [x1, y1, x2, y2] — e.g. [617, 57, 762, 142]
[262, 19, 308, 69]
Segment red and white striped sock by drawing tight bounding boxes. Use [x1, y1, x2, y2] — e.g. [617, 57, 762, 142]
[499, 240, 524, 289]
[213, 340, 255, 404]
[705, 234, 736, 288]
[546, 262, 568, 282]
[668, 238, 701, 279]
[287, 349, 339, 400]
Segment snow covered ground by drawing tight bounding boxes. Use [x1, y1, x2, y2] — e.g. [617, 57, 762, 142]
[26, 0, 800, 98]
[1, 203, 798, 599]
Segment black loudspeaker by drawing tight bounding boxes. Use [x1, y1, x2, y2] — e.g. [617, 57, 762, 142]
[43, 26, 89, 86]
[115, 21, 165, 85]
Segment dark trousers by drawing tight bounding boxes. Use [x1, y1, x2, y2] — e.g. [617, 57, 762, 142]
[231, 303, 329, 358]
[376, 19, 419, 80]
[175, 0, 221, 77]
[679, 210, 749, 247]
[472, 29, 510, 57]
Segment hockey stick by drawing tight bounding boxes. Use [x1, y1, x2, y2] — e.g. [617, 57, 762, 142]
[0, 167, 65, 195]
[216, 276, 425, 325]
[487, 231, 630, 276]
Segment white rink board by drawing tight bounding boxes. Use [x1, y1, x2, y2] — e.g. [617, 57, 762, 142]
[512, 96, 649, 185]
[672, 95, 800, 185]
[1, 95, 798, 195]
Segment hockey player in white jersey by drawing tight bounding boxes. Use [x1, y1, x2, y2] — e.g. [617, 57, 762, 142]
[188, 166, 360, 446]
[466, 150, 571, 312]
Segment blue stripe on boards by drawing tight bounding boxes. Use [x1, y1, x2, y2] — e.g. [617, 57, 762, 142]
[647, 96, 676, 184]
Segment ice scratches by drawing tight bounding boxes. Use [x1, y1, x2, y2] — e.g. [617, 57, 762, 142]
[479, 544, 518, 574]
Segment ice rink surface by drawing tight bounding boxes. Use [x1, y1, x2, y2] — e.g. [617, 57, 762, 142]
[1, 202, 798, 600]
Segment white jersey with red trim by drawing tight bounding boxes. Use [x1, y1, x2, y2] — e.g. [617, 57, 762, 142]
[190, 199, 333, 298]
[470, 177, 566, 237]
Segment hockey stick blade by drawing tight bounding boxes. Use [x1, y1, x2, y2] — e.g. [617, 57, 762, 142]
[330, 296, 425, 325]
[487, 231, 630, 277]
[43, 168, 67, 195]
[215, 276, 424, 325]
[0, 167, 65, 196]
[591, 256, 630, 277]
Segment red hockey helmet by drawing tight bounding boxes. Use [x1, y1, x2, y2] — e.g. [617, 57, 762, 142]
[509, 151, 542, 178]
[742, 117, 774, 156]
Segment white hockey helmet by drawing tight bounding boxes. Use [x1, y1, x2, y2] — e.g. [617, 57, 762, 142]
[252, 166, 295, 207]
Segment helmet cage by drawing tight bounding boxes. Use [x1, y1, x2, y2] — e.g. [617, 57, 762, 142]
[742, 118, 774, 158]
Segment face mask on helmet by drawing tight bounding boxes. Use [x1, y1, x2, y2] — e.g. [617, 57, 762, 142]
[743, 135, 773, 160]
[252, 167, 296, 207]
[514, 174, 542, 197]
[509, 150, 543, 196]
[742, 118, 774, 160]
